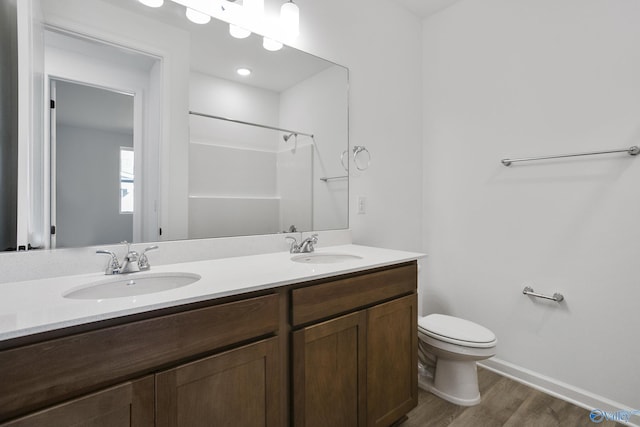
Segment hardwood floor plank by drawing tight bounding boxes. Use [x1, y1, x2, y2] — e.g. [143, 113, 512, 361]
[447, 376, 531, 427]
[404, 368, 626, 427]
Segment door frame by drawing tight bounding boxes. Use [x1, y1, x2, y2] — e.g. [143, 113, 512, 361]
[43, 26, 160, 248]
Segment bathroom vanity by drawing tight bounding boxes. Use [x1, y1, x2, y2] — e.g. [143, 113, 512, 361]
[0, 246, 419, 427]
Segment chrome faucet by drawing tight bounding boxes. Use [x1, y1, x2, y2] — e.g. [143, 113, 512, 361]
[119, 241, 139, 274]
[286, 234, 318, 254]
[96, 241, 158, 275]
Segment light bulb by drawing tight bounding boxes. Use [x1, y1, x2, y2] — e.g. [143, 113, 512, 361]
[263, 37, 283, 51]
[229, 24, 251, 39]
[280, 1, 299, 38]
[245, 0, 264, 15]
[138, 0, 163, 7]
[236, 68, 252, 76]
[186, 7, 211, 24]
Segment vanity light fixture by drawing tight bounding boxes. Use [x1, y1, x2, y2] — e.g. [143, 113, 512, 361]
[236, 67, 252, 76]
[280, 0, 299, 38]
[263, 37, 283, 51]
[229, 24, 251, 38]
[138, 0, 163, 7]
[245, 0, 265, 16]
[228, 0, 252, 38]
[186, 7, 211, 24]
[153, 0, 301, 52]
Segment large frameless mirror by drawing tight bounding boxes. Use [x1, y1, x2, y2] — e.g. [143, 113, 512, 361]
[5, 0, 349, 251]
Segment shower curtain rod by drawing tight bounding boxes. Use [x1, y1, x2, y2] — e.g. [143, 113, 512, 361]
[189, 111, 314, 139]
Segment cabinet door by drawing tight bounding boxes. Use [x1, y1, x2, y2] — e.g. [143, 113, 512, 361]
[156, 337, 280, 427]
[292, 311, 367, 427]
[366, 294, 418, 427]
[0, 376, 154, 427]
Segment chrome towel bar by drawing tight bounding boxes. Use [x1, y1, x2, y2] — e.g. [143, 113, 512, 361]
[502, 146, 639, 166]
[523, 286, 564, 302]
[320, 175, 348, 182]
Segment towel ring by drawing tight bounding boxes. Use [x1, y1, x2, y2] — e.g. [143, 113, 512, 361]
[341, 146, 371, 172]
[340, 149, 350, 172]
[353, 146, 371, 171]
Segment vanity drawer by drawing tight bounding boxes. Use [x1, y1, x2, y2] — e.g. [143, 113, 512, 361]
[291, 262, 417, 326]
[0, 293, 279, 422]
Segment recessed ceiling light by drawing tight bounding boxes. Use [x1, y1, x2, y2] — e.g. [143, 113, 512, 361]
[237, 68, 252, 76]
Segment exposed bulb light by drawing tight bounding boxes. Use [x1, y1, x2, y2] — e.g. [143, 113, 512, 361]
[236, 67, 252, 76]
[280, 1, 299, 38]
[262, 37, 283, 51]
[245, 0, 264, 16]
[186, 7, 211, 24]
[229, 24, 251, 39]
[138, 0, 163, 7]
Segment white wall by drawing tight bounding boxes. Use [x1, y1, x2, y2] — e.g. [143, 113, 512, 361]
[291, 0, 424, 252]
[56, 125, 133, 247]
[280, 65, 348, 231]
[422, 0, 640, 414]
[277, 144, 312, 232]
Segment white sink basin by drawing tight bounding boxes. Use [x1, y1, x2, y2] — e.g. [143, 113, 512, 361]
[291, 253, 363, 264]
[63, 272, 201, 300]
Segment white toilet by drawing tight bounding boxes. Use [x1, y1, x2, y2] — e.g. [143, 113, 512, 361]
[417, 314, 497, 406]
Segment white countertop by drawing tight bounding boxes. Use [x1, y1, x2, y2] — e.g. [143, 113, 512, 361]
[0, 245, 423, 342]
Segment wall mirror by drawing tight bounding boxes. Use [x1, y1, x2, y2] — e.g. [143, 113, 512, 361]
[7, 0, 348, 251]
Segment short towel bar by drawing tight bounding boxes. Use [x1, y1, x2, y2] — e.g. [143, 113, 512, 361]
[522, 286, 564, 302]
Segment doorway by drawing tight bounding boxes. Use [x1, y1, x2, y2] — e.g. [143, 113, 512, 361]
[50, 79, 135, 248]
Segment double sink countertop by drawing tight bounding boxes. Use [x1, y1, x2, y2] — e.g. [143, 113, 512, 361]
[0, 245, 424, 343]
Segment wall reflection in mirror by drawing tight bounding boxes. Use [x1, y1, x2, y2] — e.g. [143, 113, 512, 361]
[4, 0, 349, 252]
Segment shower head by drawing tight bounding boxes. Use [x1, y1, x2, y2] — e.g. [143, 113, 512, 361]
[283, 133, 296, 142]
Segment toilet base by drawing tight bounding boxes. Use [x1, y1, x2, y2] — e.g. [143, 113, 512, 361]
[418, 358, 481, 406]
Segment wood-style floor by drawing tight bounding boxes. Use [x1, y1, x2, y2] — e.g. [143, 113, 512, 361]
[403, 367, 625, 427]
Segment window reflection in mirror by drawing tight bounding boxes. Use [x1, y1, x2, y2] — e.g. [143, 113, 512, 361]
[120, 147, 134, 214]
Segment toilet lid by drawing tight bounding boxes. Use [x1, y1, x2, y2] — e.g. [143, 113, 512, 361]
[418, 314, 496, 348]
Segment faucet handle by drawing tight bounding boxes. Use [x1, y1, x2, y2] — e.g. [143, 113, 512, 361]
[285, 236, 299, 253]
[138, 245, 159, 271]
[304, 234, 319, 252]
[96, 250, 120, 275]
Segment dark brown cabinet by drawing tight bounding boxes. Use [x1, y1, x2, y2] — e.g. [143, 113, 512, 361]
[156, 337, 281, 427]
[366, 295, 418, 427]
[292, 311, 367, 427]
[291, 263, 418, 427]
[0, 261, 417, 427]
[0, 293, 280, 426]
[1, 376, 154, 427]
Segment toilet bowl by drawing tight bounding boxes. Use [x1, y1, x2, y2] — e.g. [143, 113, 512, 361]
[418, 314, 497, 406]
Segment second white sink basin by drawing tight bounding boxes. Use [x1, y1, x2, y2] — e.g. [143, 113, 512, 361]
[291, 253, 363, 264]
[63, 272, 201, 300]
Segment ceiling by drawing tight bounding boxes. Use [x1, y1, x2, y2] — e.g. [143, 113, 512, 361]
[388, 0, 463, 18]
[108, 0, 334, 93]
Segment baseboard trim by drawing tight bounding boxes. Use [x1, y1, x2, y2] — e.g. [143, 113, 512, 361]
[478, 358, 639, 427]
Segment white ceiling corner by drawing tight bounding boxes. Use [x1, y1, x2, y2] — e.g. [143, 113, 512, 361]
[389, 0, 464, 18]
